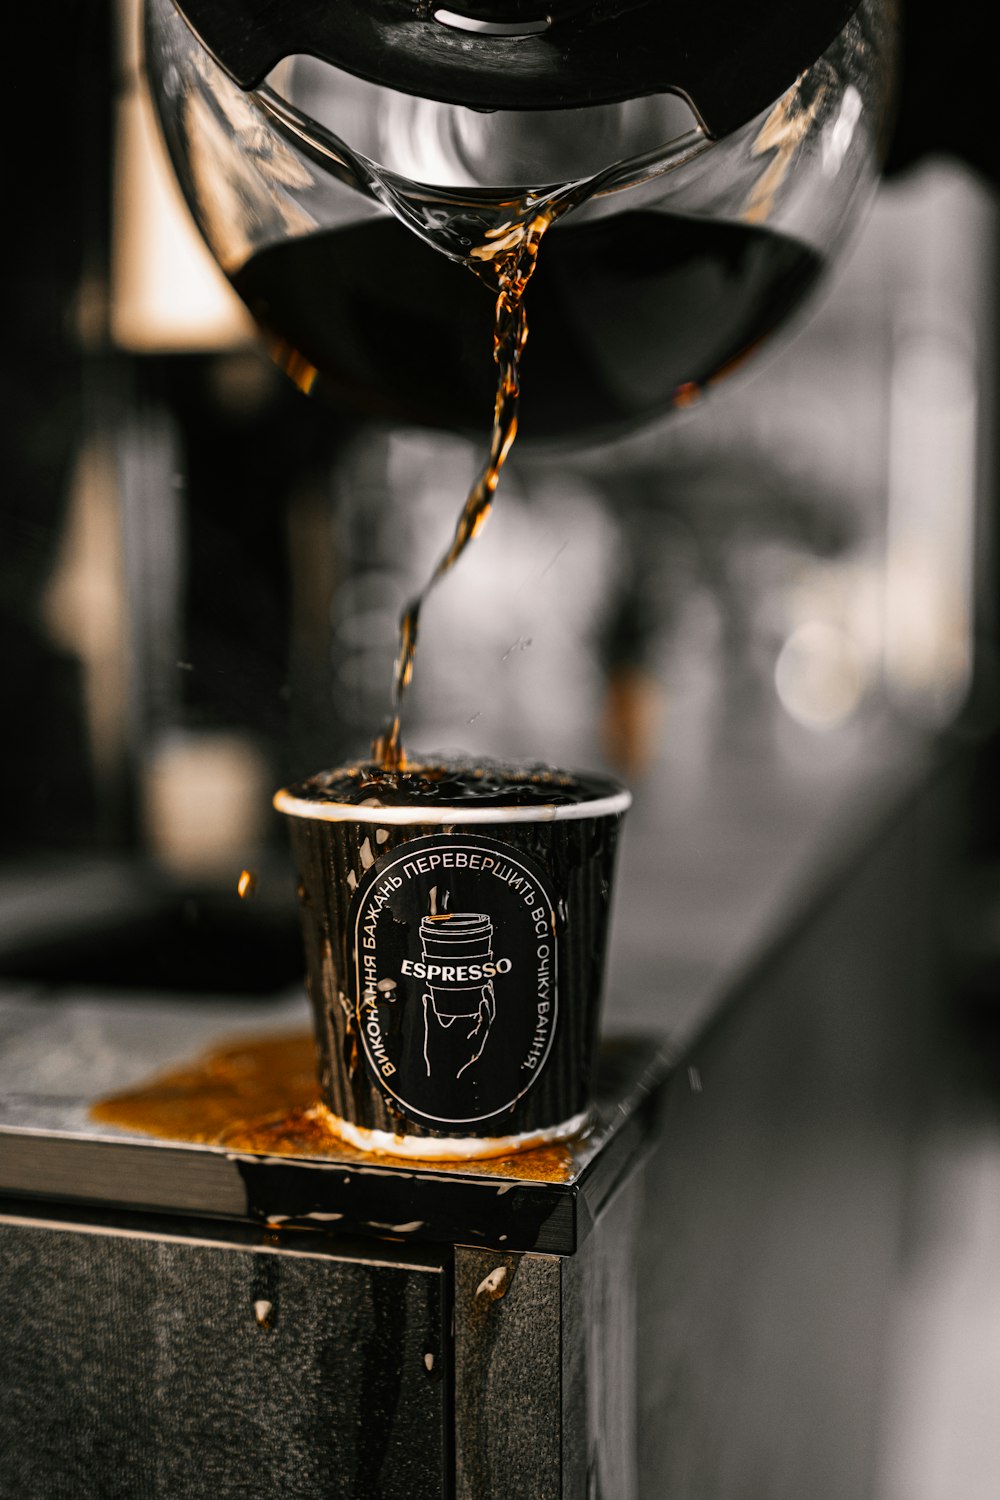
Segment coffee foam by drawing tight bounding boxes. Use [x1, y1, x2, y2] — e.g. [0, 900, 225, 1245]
[274, 759, 631, 824]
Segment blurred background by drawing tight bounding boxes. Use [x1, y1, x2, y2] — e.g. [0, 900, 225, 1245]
[4, 2, 1000, 1495]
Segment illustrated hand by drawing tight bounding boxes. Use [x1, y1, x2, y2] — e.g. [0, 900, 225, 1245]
[422, 983, 496, 1080]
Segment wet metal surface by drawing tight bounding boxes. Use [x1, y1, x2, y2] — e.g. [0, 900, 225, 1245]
[0, 994, 666, 1254]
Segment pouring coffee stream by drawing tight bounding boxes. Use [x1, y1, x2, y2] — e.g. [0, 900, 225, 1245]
[251, 85, 651, 768]
[291, 123, 716, 768]
[362, 119, 758, 768]
[371, 205, 559, 770]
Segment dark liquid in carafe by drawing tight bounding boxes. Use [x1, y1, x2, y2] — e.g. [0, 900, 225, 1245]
[232, 209, 823, 440]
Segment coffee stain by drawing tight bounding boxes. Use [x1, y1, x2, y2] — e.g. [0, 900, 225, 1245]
[91, 1031, 317, 1145]
[90, 1031, 575, 1182]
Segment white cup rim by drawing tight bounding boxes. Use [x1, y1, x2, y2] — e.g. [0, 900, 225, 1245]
[273, 783, 631, 825]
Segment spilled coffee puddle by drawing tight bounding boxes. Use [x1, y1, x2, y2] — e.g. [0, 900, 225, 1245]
[90, 1031, 317, 1148]
[91, 1030, 574, 1183]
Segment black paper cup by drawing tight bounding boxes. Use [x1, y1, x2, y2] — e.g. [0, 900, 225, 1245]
[274, 764, 631, 1159]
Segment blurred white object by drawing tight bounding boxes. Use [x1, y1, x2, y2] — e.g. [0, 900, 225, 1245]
[142, 731, 270, 880]
[111, 0, 252, 351]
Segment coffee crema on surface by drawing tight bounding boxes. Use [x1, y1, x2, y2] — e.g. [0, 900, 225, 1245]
[283, 760, 622, 809]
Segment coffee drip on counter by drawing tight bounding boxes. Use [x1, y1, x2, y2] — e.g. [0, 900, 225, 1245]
[371, 207, 556, 771]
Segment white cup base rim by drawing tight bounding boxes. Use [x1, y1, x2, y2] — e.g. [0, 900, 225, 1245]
[319, 1107, 591, 1160]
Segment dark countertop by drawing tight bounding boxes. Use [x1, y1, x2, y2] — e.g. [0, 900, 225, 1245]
[0, 988, 665, 1255]
[0, 717, 933, 1256]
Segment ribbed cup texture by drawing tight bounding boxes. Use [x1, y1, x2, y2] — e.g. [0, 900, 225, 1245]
[284, 810, 624, 1144]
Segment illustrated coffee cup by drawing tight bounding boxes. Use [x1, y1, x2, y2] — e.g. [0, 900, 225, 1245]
[274, 761, 631, 1159]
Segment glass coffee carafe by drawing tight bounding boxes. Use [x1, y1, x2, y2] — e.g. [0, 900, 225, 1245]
[144, 0, 895, 440]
